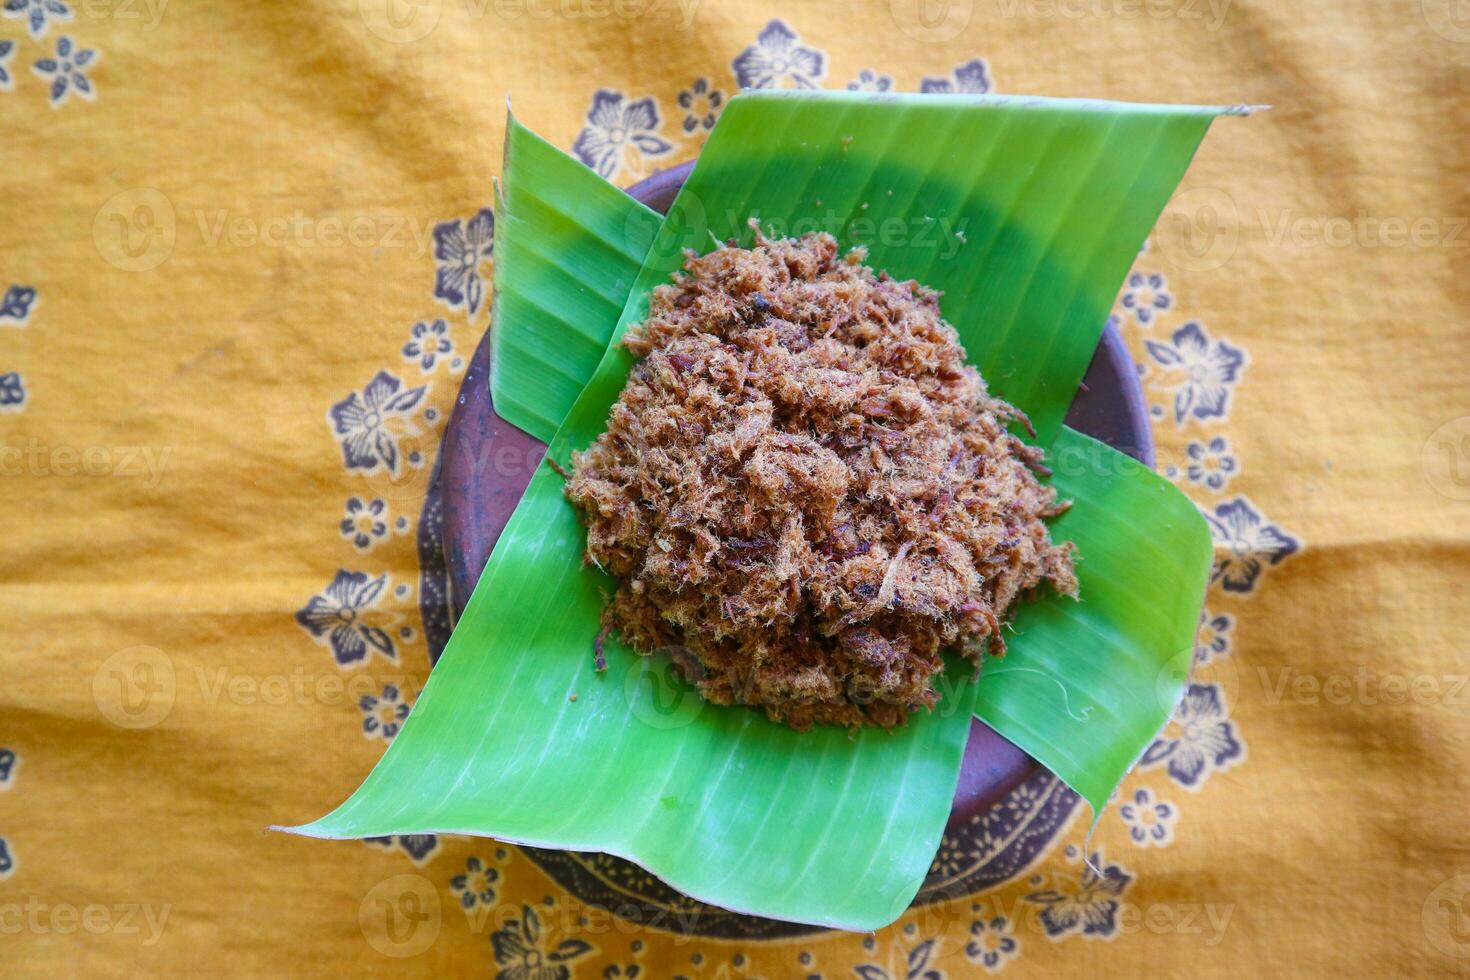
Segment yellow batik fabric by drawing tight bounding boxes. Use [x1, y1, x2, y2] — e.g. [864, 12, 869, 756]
[2, 1, 1467, 975]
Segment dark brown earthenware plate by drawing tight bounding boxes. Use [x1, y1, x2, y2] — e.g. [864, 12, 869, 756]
[416, 160, 1154, 937]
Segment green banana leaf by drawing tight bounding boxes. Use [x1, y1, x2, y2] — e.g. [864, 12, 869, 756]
[490, 114, 661, 444]
[980, 425, 1211, 811]
[284, 93, 1227, 930]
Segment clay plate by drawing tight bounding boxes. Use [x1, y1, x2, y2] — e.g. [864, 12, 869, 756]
[419, 160, 1154, 933]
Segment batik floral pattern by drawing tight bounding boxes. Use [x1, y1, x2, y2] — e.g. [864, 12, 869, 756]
[327, 371, 428, 475]
[340, 496, 389, 552]
[364, 834, 438, 864]
[572, 90, 672, 180]
[1184, 435, 1237, 491]
[853, 937, 943, 979]
[358, 684, 410, 740]
[450, 855, 499, 909]
[965, 908, 1020, 971]
[1144, 321, 1246, 425]
[433, 210, 494, 316]
[1140, 683, 1244, 789]
[1196, 609, 1234, 664]
[0, 285, 36, 323]
[676, 77, 722, 133]
[0, 372, 24, 411]
[1205, 496, 1300, 593]
[402, 318, 452, 372]
[1024, 850, 1132, 939]
[732, 20, 825, 89]
[847, 69, 893, 92]
[295, 570, 397, 666]
[1119, 271, 1172, 327]
[4, 0, 70, 39]
[920, 58, 992, 94]
[490, 905, 592, 980]
[32, 35, 96, 107]
[1118, 786, 1177, 846]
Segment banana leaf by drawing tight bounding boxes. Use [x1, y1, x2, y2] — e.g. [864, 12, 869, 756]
[284, 93, 1228, 930]
[490, 114, 661, 444]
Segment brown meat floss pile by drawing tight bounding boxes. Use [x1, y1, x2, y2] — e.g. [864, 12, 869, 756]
[565, 225, 1077, 730]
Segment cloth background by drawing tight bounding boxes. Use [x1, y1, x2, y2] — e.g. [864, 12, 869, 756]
[3, 0, 1468, 975]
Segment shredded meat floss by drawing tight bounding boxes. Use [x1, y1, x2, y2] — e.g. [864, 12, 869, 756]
[564, 224, 1078, 731]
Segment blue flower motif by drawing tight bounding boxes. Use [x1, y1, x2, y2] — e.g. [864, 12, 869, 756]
[491, 905, 593, 980]
[853, 938, 943, 980]
[433, 209, 494, 315]
[920, 58, 993, 94]
[0, 372, 25, 411]
[732, 20, 826, 90]
[1184, 435, 1237, 491]
[359, 683, 411, 740]
[327, 371, 427, 474]
[450, 855, 499, 910]
[295, 570, 396, 666]
[0, 285, 36, 323]
[1196, 609, 1233, 664]
[32, 35, 97, 107]
[965, 910, 1019, 971]
[1205, 495, 1299, 593]
[0, 837, 12, 878]
[1119, 270, 1172, 326]
[847, 69, 893, 92]
[0, 39, 14, 91]
[340, 496, 389, 551]
[365, 834, 438, 864]
[402, 318, 452, 371]
[1024, 851, 1132, 938]
[572, 89, 672, 180]
[676, 77, 723, 133]
[3, 0, 70, 39]
[1140, 683, 1243, 788]
[1119, 786, 1176, 846]
[0, 747, 15, 787]
[1144, 321, 1246, 425]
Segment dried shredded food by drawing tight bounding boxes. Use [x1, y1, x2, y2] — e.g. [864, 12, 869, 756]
[565, 224, 1077, 730]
